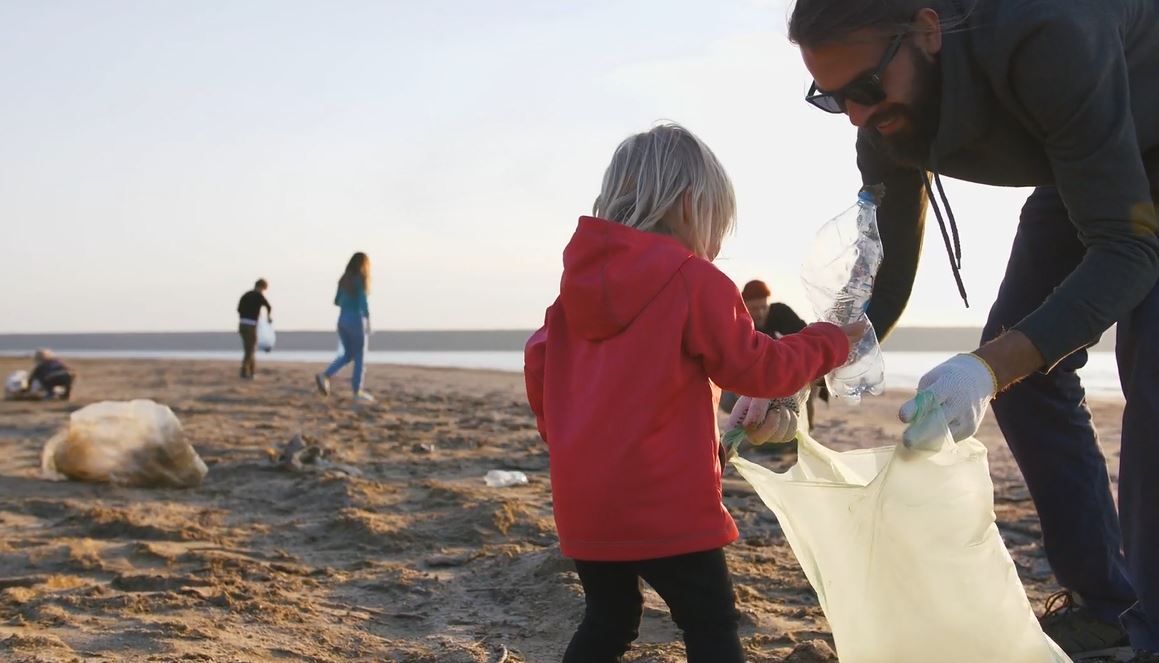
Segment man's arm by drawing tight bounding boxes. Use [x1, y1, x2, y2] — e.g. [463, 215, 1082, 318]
[856, 130, 928, 340]
[995, 7, 1159, 380]
[900, 7, 1159, 445]
[974, 331, 1043, 389]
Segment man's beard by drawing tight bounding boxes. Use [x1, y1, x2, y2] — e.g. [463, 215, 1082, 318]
[865, 50, 941, 168]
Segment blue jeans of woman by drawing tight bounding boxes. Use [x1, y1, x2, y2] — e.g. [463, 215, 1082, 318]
[324, 312, 367, 393]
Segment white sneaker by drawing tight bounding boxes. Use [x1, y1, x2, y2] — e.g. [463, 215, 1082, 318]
[314, 373, 331, 396]
[354, 391, 375, 403]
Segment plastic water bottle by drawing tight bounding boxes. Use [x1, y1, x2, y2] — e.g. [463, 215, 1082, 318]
[801, 187, 886, 404]
[484, 470, 528, 488]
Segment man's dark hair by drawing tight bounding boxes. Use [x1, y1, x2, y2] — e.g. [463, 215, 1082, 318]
[788, 0, 973, 48]
[255, 279, 268, 290]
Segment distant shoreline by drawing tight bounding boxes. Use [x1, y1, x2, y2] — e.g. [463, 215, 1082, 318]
[0, 326, 1116, 354]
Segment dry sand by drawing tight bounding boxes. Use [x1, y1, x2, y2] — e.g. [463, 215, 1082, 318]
[0, 358, 1127, 662]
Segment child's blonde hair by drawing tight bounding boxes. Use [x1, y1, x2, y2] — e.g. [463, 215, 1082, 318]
[593, 122, 736, 259]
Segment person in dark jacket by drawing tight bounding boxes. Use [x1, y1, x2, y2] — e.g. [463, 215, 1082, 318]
[745, 0, 1159, 658]
[237, 279, 272, 380]
[750, 281, 832, 422]
[720, 279, 779, 414]
[742, 278, 806, 339]
[27, 349, 74, 400]
[723, 280, 829, 429]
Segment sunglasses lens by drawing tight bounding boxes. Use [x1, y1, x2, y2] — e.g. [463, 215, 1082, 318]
[807, 92, 845, 114]
[842, 81, 886, 108]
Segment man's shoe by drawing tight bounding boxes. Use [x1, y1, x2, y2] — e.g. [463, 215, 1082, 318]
[314, 373, 331, 396]
[1041, 590, 1130, 656]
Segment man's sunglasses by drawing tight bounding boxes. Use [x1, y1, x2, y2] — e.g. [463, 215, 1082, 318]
[806, 34, 905, 114]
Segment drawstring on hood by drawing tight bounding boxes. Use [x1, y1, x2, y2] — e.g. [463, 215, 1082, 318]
[922, 171, 969, 308]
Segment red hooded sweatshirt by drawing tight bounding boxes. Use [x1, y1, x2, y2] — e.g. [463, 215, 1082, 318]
[524, 217, 849, 561]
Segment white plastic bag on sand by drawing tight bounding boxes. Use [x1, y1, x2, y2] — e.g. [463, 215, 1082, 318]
[729, 394, 1071, 663]
[41, 399, 208, 488]
[257, 318, 276, 352]
[5, 370, 29, 399]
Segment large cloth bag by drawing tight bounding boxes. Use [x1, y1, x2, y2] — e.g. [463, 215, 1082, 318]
[730, 397, 1070, 663]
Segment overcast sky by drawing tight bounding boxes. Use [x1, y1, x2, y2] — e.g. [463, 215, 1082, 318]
[0, 0, 1032, 332]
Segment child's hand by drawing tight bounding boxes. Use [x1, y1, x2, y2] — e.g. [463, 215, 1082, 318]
[726, 397, 799, 446]
[840, 318, 870, 349]
[748, 407, 798, 446]
[727, 396, 771, 431]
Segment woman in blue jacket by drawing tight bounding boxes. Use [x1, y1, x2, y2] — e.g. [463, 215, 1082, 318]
[315, 252, 373, 402]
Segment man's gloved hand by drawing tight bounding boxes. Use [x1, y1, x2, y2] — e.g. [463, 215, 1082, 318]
[899, 353, 998, 447]
[726, 396, 799, 446]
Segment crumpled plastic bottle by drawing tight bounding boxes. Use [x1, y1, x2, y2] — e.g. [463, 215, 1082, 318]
[484, 469, 528, 488]
[801, 186, 886, 404]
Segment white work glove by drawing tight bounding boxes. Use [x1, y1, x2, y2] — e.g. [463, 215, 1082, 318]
[899, 353, 998, 448]
[726, 396, 800, 446]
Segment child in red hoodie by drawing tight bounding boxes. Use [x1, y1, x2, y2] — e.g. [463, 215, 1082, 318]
[524, 123, 853, 663]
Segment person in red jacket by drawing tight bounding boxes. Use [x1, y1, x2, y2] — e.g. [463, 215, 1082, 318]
[524, 123, 854, 663]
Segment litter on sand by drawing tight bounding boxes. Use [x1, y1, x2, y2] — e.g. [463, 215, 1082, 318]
[41, 399, 208, 488]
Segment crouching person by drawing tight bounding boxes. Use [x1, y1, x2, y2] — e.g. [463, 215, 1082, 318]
[28, 349, 75, 400]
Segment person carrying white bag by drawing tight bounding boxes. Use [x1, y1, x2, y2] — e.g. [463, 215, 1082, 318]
[236, 278, 273, 380]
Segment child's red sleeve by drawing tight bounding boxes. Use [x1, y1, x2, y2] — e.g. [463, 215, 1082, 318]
[523, 323, 549, 443]
[680, 261, 849, 398]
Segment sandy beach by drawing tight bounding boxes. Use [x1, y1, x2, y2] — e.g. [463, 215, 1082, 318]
[0, 358, 1126, 662]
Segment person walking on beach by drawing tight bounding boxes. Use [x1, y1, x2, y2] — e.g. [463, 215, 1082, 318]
[524, 122, 857, 662]
[237, 279, 272, 380]
[730, 1, 1159, 659]
[315, 253, 374, 402]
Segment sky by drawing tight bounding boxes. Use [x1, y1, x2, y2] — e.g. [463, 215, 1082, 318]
[0, 0, 1033, 333]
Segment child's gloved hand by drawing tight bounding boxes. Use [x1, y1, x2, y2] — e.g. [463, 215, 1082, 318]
[726, 397, 799, 446]
[726, 396, 769, 431]
[750, 407, 798, 446]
